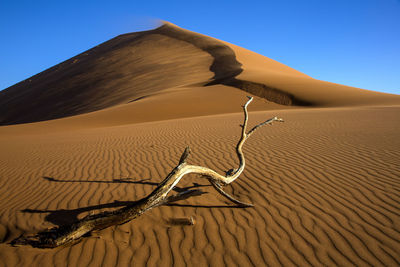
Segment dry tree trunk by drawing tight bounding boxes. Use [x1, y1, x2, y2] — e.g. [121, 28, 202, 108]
[11, 96, 283, 248]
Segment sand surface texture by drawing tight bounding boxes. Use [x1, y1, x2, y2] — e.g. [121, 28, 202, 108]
[0, 22, 399, 266]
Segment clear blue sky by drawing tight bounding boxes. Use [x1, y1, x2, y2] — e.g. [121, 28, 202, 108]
[1, 0, 399, 94]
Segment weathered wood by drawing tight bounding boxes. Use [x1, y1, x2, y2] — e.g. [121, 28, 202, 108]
[11, 96, 283, 248]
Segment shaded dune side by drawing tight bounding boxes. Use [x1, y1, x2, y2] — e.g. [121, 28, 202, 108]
[0, 28, 214, 125]
[0, 107, 399, 266]
[155, 23, 312, 106]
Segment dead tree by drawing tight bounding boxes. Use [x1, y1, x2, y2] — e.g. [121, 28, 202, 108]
[12, 96, 283, 248]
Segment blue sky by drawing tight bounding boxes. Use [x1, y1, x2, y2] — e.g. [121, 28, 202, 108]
[1, 0, 399, 94]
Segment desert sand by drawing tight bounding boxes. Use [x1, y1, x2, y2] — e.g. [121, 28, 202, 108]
[0, 22, 399, 266]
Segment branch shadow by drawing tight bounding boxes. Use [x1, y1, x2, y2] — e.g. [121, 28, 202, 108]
[42, 176, 209, 193]
[21, 176, 240, 227]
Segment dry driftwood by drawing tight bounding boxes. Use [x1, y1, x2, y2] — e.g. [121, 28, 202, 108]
[11, 96, 283, 248]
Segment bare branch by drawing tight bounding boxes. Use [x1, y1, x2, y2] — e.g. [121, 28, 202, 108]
[209, 180, 253, 207]
[178, 146, 191, 165]
[247, 116, 284, 138]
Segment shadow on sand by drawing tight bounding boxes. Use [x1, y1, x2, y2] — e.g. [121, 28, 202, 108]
[21, 176, 243, 227]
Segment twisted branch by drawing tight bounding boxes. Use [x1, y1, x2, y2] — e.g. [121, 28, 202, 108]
[11, 96, 283, 248]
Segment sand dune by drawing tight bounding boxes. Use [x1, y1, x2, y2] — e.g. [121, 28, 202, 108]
[0, 21, 399, 266]
[1, 22, 399, 126]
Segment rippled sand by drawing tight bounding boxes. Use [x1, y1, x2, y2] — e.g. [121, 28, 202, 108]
[0, 106, 399, 266]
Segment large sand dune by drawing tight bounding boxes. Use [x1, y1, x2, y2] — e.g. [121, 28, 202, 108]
[0, 22, 399, 266]
[1, 22, 399, 126]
